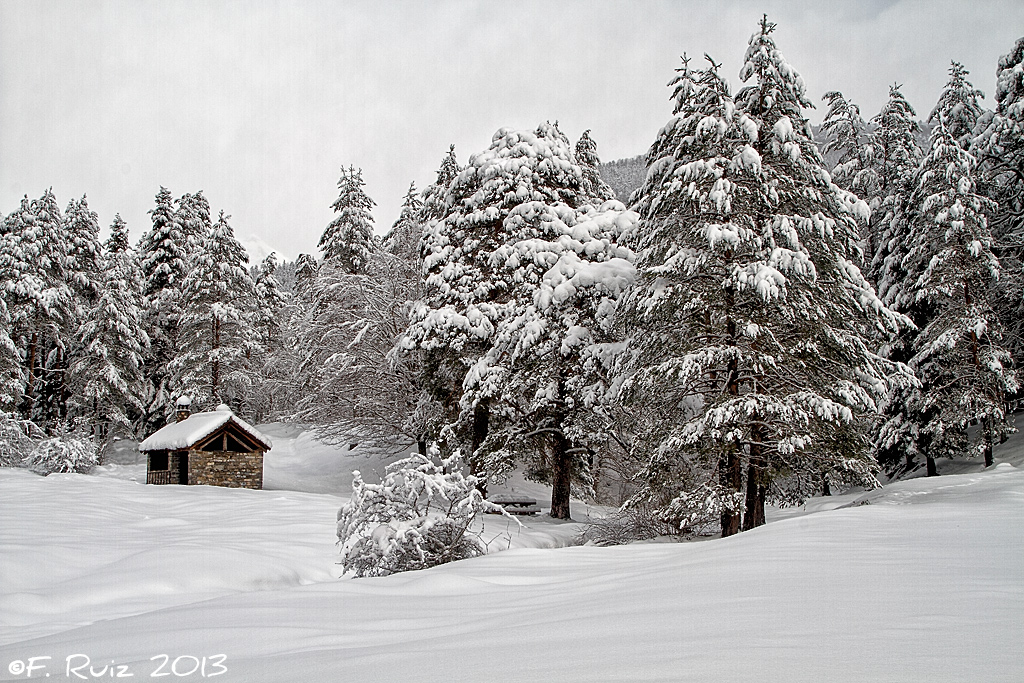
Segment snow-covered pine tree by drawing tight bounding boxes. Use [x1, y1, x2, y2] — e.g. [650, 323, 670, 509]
[175, 190, 213, 259]
[820, 91, 877, 209]
[930, 62, 985, 147]
[28, 190, 78, 427]
[293, 253, 319, 305]
[868, 85, 925, 297]
[138, 186, 188, 430]
[64, 195, 104, 311]
[69, 221, 149, 435]
[878, 118, 1018, 473]
[0, 191, 72, 425]
[575, 129, 617, 203]
[420, 144, 460, 223]
[105, 213, 130, 253]
[0, 298, 23, 413]
[467, 197, 637, 519]
[622, 24, 909, 537]
[246, 252, 288, 422]
[172, 210, 256, 411]
[401, 146, 465, 449]
[404, 124, 587, 485]
[974, 36, 1024, 383]
[383, 182, 424, 262]
[251, 252, 287, 357]
[320, 166, 376, 274]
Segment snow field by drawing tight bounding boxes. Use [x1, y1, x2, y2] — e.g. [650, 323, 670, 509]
[0, 428, 1021, 681]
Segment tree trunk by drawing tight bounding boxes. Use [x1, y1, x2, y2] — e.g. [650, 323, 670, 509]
[822, 473, 831, 497]
[470, 399, 489, 496]
[983, 417, 994, 467]
[926, 456, 938, 477]
[417, 439, 428, 457]
[719, 448, 743, 537]
[720, 292, 744, 538]
[211, 317, 221, 403]
[20, 330, 39, 419]
[742, 429, 767, 531]
[549, 430, 572, 520]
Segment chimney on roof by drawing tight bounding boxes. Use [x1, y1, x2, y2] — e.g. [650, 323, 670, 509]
[175, 396, 192, 423]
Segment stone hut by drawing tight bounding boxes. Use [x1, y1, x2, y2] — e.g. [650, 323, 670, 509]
[139, 398, 271, 489]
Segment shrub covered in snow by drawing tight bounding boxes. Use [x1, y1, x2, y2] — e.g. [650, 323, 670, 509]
[336, 453, 514, 577]
[0, 413, 38, 468]
[25, 435, 98, 475]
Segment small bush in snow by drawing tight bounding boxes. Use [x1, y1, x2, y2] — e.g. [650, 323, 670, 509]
[0, 414, 41, 468]
[25, 435, 98, 475]
[336, 452, 514, 577]
[579, 501, 690, 546]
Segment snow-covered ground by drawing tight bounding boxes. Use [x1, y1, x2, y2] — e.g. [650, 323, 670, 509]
[1, 426, 1022, 682]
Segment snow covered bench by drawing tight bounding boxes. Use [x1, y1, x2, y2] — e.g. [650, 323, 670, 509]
[487, 494, 541, 515]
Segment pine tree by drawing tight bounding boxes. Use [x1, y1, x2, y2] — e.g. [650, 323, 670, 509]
[293, 253, 319, 305]
[0, 191, 72, 426]
[138, 187, 188, 429]
[246, 252, 288, 421]
[929, 61, 985, 147]
[820, 91, 877, 202]
[383, 182, 424, 262]
[251, 253, 286, 354]
[622, 23, 909, 537]
[320, 166, 376, 274]
[0, 297, 23, 413]
[878, 119, 1018, 473]
[575, 129, 616, 203]
[105, 214, 130, 253]
[64, 194, 104, 311]
[69, 224, 149, 435]
[974, 36, 1024, 380]
[420, 145, 461, 223]
[468, 197, 638, 519]
[172, 210, 256, 411]
[175, 191, 213, 259]
[869, 85, 925, 301]
[404, 124, 588, 492]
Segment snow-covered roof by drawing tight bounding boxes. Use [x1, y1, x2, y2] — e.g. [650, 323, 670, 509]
[139, 406, 272, 452]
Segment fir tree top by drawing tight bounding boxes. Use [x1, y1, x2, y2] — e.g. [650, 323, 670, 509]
[736, 15, 814, 134]
[320, 165, 376, 273]
[65, 194, 103, 305]
[995, 36, 1024, 117]
[140, 186, 188, 296]
[929, 61, 985, 145]
[105, 214, 130, 254]
[421, 145, 461, 223]
[575, 129, 616, 203]
[821, 91, 876, 197]
[384, 182, 424, 261]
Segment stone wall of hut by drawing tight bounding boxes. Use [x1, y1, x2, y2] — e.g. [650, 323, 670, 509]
[188, 449, 264, 489]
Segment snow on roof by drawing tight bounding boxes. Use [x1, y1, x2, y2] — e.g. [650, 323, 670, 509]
[139, 409, 272, 452]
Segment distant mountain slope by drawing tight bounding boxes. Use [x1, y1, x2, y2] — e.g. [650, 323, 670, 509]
[601, 121, 931, 205]
[599, 154, 646, 204]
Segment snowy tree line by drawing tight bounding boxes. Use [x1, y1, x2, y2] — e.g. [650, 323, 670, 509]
[3, 18, 1022, 546]
[0, 186, 287, 469]
[324, 19, 1024, 544]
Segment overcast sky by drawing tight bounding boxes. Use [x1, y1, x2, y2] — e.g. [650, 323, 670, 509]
[2, 0, 1022, 261]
